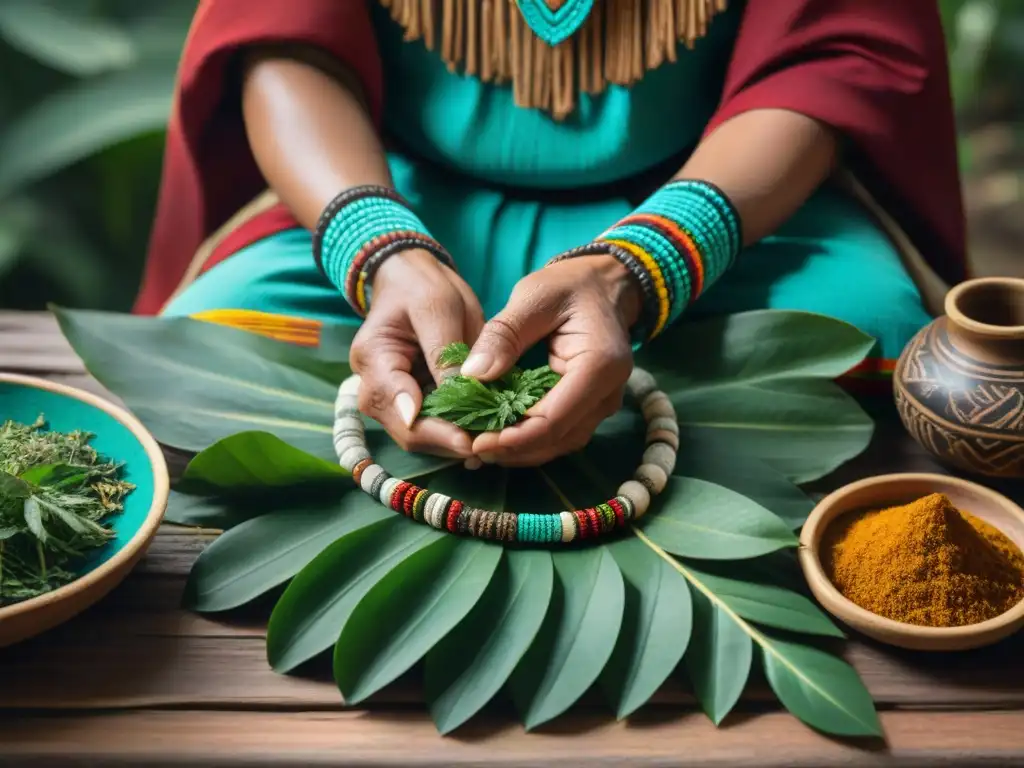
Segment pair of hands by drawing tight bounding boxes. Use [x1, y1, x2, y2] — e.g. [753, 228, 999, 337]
[349, 249, 643, 467]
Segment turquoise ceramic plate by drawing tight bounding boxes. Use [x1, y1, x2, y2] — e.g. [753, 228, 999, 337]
[0, 373, 169, 647]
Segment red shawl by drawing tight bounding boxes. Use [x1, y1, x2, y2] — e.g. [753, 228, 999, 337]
[133, 0, 966, 315]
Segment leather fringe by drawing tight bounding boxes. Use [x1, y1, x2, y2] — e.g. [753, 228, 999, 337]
[379, 0, 725, 120]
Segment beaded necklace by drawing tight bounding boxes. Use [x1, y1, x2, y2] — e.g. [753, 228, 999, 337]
[333, 367, 677, 544]
[379, 0, 728, 121]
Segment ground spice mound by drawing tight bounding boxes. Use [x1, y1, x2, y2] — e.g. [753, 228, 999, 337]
[824, 493, 1024, 627]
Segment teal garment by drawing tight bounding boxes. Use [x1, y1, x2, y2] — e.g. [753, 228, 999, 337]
[163, 6, 932, 361]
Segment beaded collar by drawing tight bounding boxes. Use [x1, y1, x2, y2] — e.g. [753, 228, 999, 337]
[378, 0, 729, 120]
[333, 367, 678, 545]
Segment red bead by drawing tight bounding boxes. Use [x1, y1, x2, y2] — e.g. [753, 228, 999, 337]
[585, 508, 601, 537]
[390, 481, 411, 513]
[609, 498, 625, 527]
[402, 485, 420, 517]
[574, 509, 589, 539]
[447, 501, 463, 533]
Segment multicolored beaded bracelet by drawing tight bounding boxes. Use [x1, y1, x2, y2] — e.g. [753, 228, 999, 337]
[547, 179, 742, 344]
[332, 367, 678, 545]
[313, 184, 457, 316]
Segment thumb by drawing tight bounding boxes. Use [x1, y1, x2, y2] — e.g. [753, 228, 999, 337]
[461, 289, 561, 381]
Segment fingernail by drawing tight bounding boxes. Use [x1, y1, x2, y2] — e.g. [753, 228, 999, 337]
[479, 453, 496, 465]
[460, 353, 492, 378]
[395, 392, 417, 428]
[464, 457, 483, 471]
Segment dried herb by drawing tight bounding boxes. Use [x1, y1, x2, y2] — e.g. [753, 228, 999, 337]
[0, 416, 133, 604]
[421, 342, 561, 432]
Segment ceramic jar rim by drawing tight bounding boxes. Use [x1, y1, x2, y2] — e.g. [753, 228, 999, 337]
[946, 277, 1024, 340]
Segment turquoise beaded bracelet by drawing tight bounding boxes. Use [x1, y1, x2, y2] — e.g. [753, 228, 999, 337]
[333, 368, 678, 545]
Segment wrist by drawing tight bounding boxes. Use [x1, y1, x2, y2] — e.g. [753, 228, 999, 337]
[586, 254, 645, 330]
[372, 247, 448, 295]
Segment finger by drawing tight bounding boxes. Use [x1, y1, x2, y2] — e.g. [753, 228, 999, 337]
[357, 347, 472, 457]
[461, 282, 563, 381]
[409, 296, 470, 386]
[474, 390, 620, 466]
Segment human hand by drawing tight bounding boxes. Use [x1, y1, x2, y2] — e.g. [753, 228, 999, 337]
[461, 255, 643, 467]
[349, 249, 484, 458]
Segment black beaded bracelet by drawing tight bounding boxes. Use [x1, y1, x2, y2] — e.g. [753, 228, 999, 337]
[311, 184, 410, 277]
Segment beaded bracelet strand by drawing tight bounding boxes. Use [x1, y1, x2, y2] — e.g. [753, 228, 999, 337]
[547, 179, 742, 343]
[313, 184, 457, 316]
[332, 368, 678, 545]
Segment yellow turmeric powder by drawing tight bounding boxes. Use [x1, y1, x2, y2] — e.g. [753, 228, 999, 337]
[824, 493, 1024, 627]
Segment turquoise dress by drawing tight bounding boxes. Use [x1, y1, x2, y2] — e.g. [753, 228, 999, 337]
[163, 2, 931, 363]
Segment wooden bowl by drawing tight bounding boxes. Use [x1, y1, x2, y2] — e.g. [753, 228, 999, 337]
[0, 374, 169, 648]
[799, 473, 1024, 651]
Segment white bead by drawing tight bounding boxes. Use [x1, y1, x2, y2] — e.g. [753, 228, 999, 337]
[618, 480, 651, 519]
[333, 415, 364, 435]
[333, 435, 363, 454]
[641, 391, 675, 421]
[379, 477, 401, 506]
[334, 394, 360, 417]
[560, 511, 576, 542]
[339, 376, 362, 397]
[634, 463, 668, 495]
[423, 494, 440, 527]
[429, 494, 451, 528]
[339, 445, 371, 471]
[627, 368, 658, 401]
[359, 464, 385, 494]
[647, 416, 679, 435]
[642, 443, 676, 476]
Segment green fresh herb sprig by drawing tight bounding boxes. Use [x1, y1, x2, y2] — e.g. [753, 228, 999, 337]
[0, 416, 133, 605]
[421, 342, 561, 432]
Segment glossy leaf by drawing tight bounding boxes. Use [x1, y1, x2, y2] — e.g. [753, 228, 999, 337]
[640, 477, 798, 560]
[761, 633, 882, 737]
[680, 447, 814, 529]
[334, 537, 502, 704]
[641, 310, 874, 395]
[183, 431, 350, 489]
[425, 550, 553, 734]
[683, 587, 752, 725]
[676, 378, 874, 484]
[268, 517, 444, 673]
[0, 67, 174, 196]
[184, 491, 390, 612]
[165, 489, 287, 531]
[601, 537, 692, 719]
[684, 565, 843, 638]
[0, 1, 135, 76]
[0, 470, 31, 499]
[510, 548, 625, 730]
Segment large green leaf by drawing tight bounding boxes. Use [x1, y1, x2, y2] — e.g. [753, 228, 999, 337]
[0, 1, 135, 76]
[641, 310, 874, 396]
[183, 431, 350, 489]
[510, 548, 625, 730]
[164, 490, 254, 530]
[676, 379, 874, 484]
[683, 565, 843, 638]
[183, 491, 390, 612]
[683, 587, 752, 725]
[425, 549, 553, 734]
[333, 537, 502, 704]
[681, 448, 814, 529]
[267, 517, 444, 673]
[600, 537, 692, 719]
[761, 633, 882, 737]
[639, 477, 797, 560]
[0, 67, 175, 196]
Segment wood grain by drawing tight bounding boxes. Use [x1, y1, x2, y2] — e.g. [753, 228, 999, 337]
[2, 710, 1023, 767]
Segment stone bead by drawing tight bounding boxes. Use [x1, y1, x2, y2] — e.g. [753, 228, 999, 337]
[618, 480, 651, 519]
[333, 434, 362, 454]
[634, 463, 668, 495]
[339, 445, 371, 471]
[334, 394, 360, 418]
[641, 391, 675, 421]
[359, 464, 385, 494]
[560, 511, 576, 542]
[647, 416, 679, 435]
[646, 428, 680, 451]
[334, 415, 364, 435]
[627, 368, 658, 402]
[642, 443, 677, 476]
[339, 376, 362, 397]
[379, 477, 401, 506]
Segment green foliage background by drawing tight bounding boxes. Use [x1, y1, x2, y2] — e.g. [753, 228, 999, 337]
[0, 0, 1020, 310]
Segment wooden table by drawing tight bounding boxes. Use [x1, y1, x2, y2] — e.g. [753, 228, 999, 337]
[4, 310, 1024, 766]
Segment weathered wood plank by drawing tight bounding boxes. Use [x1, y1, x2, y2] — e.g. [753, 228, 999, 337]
[3, 709, 1024, 767]
[0, 311, 84, 374]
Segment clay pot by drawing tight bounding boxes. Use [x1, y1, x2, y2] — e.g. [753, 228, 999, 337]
[894, 277, 1024, 479]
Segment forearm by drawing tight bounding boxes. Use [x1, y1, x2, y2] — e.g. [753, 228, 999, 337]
[677, 108, 839, 246]
[241, 50, 392, 230]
